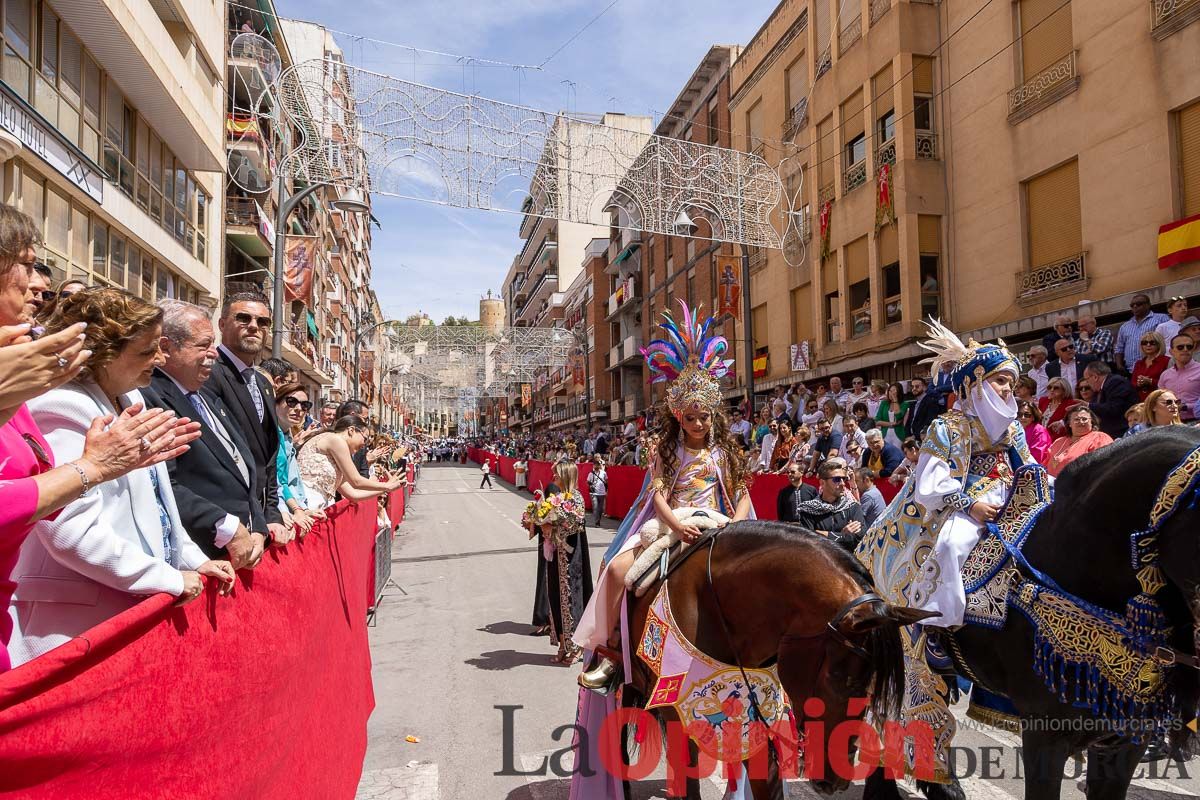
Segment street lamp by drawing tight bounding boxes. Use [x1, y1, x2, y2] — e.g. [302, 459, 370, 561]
[352, 316, 399, 403]
[673, 208, 755, 411]
[270, 175, 369, 359]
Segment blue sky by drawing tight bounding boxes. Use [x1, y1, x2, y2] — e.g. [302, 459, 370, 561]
[281, 0, 777, 322]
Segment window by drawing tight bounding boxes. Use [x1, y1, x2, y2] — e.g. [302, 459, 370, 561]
[4, 0, 32, 101]
[751, 304, 768, 351]
[1018, 0, 1073, 80]
[919, 216, 943, 319]
[846, 134, 866, 167]
[109, 232, 125, 286]
[1024, 161, 1081, 267]
[842, 90, 864, 161]
[878, 223, 901, 325]
[845, 237, 870, 338]
[822, 255, 840, 343]
[687, 270, 696, 307]
[817, 115, 835, 193]
[786, 56, 808, 112]
[1179, 100, 1200, 218]
[913, 57, 934, 131]
[877, 111, 895, 145]
[92, 220, 108, 281]
[707, 103, 720, 146]
[746, 100, 764, 153]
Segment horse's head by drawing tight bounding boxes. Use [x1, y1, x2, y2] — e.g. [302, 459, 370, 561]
[777, 588, 935, 793]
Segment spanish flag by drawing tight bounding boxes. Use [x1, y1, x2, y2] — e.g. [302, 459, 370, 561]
[753, 351, 768, 378]
[1158, 213, 1200, 270]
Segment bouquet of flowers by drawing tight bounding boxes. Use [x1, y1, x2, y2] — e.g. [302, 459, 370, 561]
[522, 491, 585, 529]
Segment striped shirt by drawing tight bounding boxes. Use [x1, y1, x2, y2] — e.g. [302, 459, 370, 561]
[1115, 312, 1170, 369]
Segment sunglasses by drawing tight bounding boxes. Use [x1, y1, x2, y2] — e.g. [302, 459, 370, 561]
[233, 312, 272, 328]
[1058, 344, 1075, 351]
[32, 290, 54, 301]
[1160, 398, 1181, 407]
[282, 396, 313, 411]
[1141, 340, 1158, 345]
[1175, 344, 1195, 351]
[1019, 411, 1034, 418]
[826, 475, 848, 484]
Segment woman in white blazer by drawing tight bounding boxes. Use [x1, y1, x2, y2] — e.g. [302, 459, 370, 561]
[8, 290, 229, 667]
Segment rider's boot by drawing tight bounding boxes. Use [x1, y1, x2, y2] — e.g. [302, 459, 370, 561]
[578, 646, 623, 694]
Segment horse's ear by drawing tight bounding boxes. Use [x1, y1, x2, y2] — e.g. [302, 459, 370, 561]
[838, 602, 938, 635]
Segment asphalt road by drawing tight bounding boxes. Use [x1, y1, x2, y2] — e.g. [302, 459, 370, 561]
[356, 462, 1196, 800]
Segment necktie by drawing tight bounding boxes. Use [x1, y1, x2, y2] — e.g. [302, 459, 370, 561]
[148, 467, 174, 564]
[242, 368, 265, 422]
[187, 391, 215, 430]
[189, 392, 249, 485]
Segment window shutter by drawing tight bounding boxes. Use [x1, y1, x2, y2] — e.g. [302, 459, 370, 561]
[1026, 160, 1081, 267]
[817, 116, 834, 188]
[913, 57, 933, 94]
[1020, 0, 1073, 79]
[874, 65, 894, 116]
[787, 57, 807, 109]
[918, 215, 942, 254]
[791, 285, 813, 343]
[752, 304, 768, 350]
[842, 90, 864, 142]
[1180, 101, 1200, 218]
[815, 0, 830, 55]
[747, 101, 764, 150]
[846, 236, 869, 284]
[822, 254, 839, 297]
[878, 223, 898, 265]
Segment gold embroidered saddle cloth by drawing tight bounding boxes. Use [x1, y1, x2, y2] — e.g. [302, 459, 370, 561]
[637, 583, 791, 761]
[961, 465, 1053, 629]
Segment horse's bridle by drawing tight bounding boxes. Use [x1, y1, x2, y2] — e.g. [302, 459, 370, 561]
[777, 593, 885, 661]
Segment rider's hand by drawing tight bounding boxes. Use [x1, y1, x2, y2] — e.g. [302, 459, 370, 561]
[843, 520, 863, 536]
[675, 524, 703, 544]
[969, 501, 1000, 525]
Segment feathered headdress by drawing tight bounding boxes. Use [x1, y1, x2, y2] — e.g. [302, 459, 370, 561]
[641, 301, 732, 418]
[917, 318, 1019, 397]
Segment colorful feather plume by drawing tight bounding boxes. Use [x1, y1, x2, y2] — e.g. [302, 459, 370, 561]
[641, 300, 731, 383]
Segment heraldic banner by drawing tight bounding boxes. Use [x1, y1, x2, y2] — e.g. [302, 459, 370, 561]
[284, 235, 319, 303]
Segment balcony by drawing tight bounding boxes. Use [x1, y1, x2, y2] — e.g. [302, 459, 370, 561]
[227, 34, 276, 112]
[1016, 253, 1088, 306]
[606, 279, 637, 318]
[839, 16, 862, 56]
[1152, 0, 1200, 38]
[606, 231, 642, 275]
[876, 137, 896, 171]
[870, 0, 892, 25]
[818, 183, 836, 206]
[531, 239, 558, 276]
[1007, 51, 1080, 124]
[225, 196, 272, 257]
[782, 98, 809, 141]
[844, 160, 868, 194]
[815, 48, 832, 81]
[608, 335, 644, 369]
[915, 131, 938, 160]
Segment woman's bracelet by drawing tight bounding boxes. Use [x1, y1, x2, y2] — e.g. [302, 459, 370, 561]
[66, 461, 93, 495]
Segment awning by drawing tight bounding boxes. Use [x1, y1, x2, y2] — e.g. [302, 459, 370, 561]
[612, 242, 641, 265]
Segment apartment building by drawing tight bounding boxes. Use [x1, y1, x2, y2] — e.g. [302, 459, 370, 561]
[0, 0, 224, 307]
[607, 44, 741, 419]
[543, 238, 611, 432]
[729, 0, 1200, 394]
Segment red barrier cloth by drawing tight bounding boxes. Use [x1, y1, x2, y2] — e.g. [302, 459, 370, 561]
[576, 462, 593, 511]
[0, 498, 380, 799]
[386, 486, 406, 529]
[526, 460, 553, 494]
[498, 456, 516, 484]
[604, 466, 647, 519]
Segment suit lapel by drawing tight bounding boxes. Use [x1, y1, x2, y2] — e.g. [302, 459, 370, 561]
[155, 372, 250, 488]
[217, 349, 260, 438]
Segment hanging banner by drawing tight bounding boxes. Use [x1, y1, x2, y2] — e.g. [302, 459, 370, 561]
[571, 352, 585, 390]
[716, 255, 741, 320]
[875, 163, 896, 230]
[789, 341, 813, 372]
[819, 201, 832, 261]
[753, 347, 769, 378]
[284, 235, 318, 303]
[521, 383, 532, 407]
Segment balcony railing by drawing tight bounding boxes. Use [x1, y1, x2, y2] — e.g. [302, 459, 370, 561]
[226, 196, 259, 227]
[1152, 0, 1200, 37]
[844, 160, 868, 193]
[747, 247, 767, 271]
[875, 137, 896, 171]
[884, 295, 902, 326]
[1016, 253, 1088, 304]
[1007, 51, 1079, 122]
[818, 183, 836, 206]
[782, 98, 809, 140]
[915, 131, 938, 160]
[870, 0, 892, 25]
[815, 48, 832, 81]
[839, 16, 862, 56]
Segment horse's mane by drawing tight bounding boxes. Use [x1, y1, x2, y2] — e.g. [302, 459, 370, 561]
[721, 521, 905, 720]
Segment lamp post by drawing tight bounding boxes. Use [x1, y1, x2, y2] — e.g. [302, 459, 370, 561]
[352, 316, 399, 403]
[270, 175, 369, 359]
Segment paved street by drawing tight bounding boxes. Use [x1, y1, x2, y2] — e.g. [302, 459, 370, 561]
[358, 463, 1197, 800]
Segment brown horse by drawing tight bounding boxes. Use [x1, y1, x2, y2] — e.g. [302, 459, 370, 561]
[618, 521, 933, 799]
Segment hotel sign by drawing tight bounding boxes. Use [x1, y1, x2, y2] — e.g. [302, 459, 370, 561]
[0, 83, 104, 203]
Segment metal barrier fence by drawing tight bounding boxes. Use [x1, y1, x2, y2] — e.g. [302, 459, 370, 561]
[370, 524, 393, 613]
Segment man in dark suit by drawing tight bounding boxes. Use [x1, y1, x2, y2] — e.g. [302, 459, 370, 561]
[143, 300, 267, 568]
[902, 376, 945, 442]
[1084, 361, 1138, 438]
[777, 462, 817, 522]
[1045, 338, 1096, 396]
[206, 291, 287, 541]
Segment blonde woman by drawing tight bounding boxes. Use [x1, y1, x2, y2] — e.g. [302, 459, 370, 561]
[1037, 377, 1079, 439]
[1125, 389, 1183, 436]
[542, 460, 592, 665]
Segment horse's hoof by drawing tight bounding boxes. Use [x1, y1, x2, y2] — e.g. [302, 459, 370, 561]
[918, 777, 966, 800]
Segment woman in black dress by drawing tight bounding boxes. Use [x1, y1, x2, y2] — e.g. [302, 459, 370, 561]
[542, 460, 593, 664]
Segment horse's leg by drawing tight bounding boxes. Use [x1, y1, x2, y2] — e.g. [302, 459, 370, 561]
[916, 776, 966, 800]
[862, 769, 904, 800]
[1084, 742, 1145, 800]
[1020, 729, 1074, 800]
[747, 752, 784, 800]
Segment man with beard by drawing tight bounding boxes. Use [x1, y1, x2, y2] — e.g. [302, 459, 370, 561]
[205, 292, 287, 543]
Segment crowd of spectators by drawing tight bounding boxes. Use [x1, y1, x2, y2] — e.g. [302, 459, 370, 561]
[0, 204, 418, 674]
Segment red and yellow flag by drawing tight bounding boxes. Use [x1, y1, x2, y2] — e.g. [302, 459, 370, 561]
[1158, 213, 1200, 270]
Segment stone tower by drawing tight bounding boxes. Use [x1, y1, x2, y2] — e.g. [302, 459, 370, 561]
[479, 290, 505, 335]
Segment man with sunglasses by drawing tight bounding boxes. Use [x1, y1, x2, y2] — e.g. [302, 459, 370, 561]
[25, 262, 53, 320]
[1114, 294, 1169, 375]
[1046, 337, 1095, 394]
[787, 458, 864, 551]
[1158, 334, 1200, 423]
[206, 292, 287, 544]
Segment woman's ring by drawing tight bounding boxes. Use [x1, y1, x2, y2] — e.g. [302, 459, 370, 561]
[56, 354, 68, 369]
[138, 436, 151, 451]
